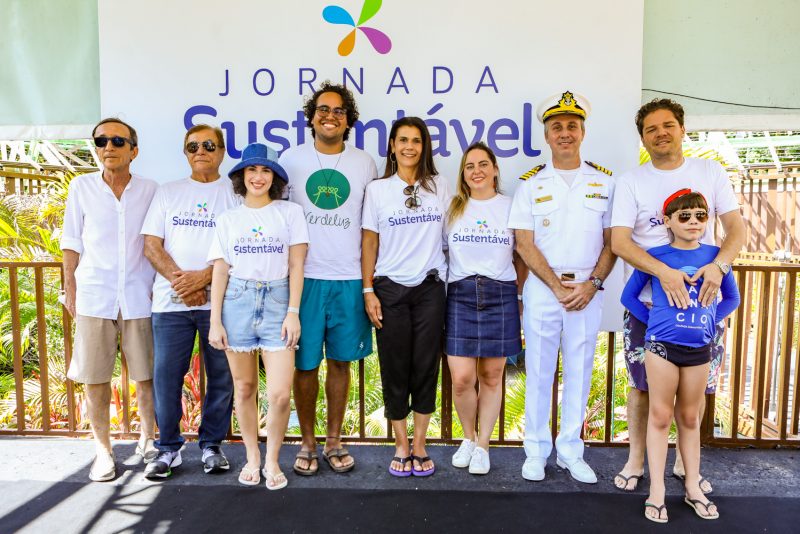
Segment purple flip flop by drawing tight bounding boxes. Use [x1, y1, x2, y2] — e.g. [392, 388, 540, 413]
[411, 455, 435, 477]
[389, 456, 412, 477]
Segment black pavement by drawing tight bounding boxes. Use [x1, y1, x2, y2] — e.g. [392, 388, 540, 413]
[1, 436, 797, 533]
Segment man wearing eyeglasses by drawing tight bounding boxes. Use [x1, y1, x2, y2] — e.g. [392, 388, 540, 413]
[61, 118, 159, 481]
[278, 81, 377, 475]
[610, 99, 746, 494]
[140, 124, 239, 479]
[509, 91, 617, 484]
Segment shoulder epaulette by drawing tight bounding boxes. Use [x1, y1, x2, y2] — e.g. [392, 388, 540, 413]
[585, 161, 612, 176]
[519, 164, 546, 181]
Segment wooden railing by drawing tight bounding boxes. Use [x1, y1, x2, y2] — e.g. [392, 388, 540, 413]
[1, 261, 798, 448]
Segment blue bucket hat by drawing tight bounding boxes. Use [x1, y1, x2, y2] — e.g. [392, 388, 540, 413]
[228, 143, 288, 183]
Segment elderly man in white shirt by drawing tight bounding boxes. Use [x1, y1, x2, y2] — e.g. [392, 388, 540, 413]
[61, 118, 158, 482]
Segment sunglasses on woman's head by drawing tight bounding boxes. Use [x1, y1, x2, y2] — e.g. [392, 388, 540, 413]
[94, 136, 134, 148]
[186, 140, 217, 153]
[675, 210, 708, 223]
[403, 184, 420, 209]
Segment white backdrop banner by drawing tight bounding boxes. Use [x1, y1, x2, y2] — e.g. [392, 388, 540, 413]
[99, 0, 644, 331]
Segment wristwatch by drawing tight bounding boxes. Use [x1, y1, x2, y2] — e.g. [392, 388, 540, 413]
[589, 276, 604, 290]
[713, 260, 731, 275]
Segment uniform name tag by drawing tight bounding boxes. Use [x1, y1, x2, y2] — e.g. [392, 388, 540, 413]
[588, 182, 604, 187]
[535, 195, 553, 204]
[585, 193, 608, 200]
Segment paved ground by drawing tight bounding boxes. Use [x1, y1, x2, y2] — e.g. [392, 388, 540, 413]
[1, 436, 798, 532]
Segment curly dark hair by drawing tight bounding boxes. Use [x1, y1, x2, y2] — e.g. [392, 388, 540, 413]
[303, 81, 359, 141]
[230, 169, 286, 200]
[635, 98, 685, 137]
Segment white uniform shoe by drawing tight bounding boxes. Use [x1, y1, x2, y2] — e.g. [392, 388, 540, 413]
[452, 439, 476, 468]
[521, 456, 547, 481]
[557, 457, 597, 484]
[468, 447, 490, 475]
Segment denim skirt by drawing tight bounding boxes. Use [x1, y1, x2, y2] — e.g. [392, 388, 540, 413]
[222, 276, 290, 352]
[445, 276, 522, 357]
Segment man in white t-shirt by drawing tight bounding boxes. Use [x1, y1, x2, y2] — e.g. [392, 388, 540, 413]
[141, 125, 240, 479]
[610, 99, 746, 493]
[278, 82, 377, 475]
[509, 91, 616, 484]
[61, 118, 158, 481]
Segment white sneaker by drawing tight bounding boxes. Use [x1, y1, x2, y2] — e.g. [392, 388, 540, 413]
[521, 456, 546, 481]
[451, 439, 476, 468]
[468, 447, 490, 475]
[557, 456, 597, 484]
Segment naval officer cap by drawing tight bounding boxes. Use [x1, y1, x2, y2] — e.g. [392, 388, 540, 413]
[536, 90, 592, 124]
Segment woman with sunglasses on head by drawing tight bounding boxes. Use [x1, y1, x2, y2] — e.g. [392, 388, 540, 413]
[621, 190, 739, 523]
[445, 142, 522, 475]
[207, 143, 309, 490]
[362, 116, 451, 478]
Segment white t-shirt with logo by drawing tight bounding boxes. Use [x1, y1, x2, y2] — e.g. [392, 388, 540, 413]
[362, 175, 451, 286]
[280, 143, 377, 280]
[142, 177, 241, 313]
[611, 157, 740, 300]
[207, 200, 309, 281]
[447, 194, 516, 282]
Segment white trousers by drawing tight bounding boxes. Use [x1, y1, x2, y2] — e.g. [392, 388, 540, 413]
[522, 273, 603, 461]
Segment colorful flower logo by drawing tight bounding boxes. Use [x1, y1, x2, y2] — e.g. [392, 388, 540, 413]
[196, 202, 208, 213]
[252, 226, 263, 238]
[323, 0, 392, 56]
[477, 220, 488, 229]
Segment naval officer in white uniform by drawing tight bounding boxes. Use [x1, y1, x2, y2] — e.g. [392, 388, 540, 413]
[508, 91, 617, 484]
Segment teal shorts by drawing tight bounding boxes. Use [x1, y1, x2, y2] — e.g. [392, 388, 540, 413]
[295, 278, 373, 371]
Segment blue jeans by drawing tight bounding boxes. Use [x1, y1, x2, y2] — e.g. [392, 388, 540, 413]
[152, 310, 233, 452]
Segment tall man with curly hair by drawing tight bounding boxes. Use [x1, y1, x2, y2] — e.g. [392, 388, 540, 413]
[278, 82, 378, 475]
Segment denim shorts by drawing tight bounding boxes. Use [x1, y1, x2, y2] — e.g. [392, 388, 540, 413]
[222, 276, 290, 352]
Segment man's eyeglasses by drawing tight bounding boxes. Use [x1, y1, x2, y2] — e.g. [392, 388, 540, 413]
[94, 136, 135, 148]
[186, 140, 218, 153]
[403, 184, 420, 209]
[316, 105, 347, 118]
[675, 210, 708, 223]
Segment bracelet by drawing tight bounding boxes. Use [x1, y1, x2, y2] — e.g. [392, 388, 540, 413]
[362, 287, 374, 294]
[517, 294, 523, 301]
[286, 306, 299, 314]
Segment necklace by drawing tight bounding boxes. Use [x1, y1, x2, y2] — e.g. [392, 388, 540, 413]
[313, 142, 345, 195]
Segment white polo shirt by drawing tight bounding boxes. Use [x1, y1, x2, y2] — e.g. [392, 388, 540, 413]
[508, 160, 614, 272]
[60, 172, 158, 319]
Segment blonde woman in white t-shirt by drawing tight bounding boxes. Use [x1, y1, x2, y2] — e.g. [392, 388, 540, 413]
[208, 143, 309, 490]
[446, 142, 522, 475]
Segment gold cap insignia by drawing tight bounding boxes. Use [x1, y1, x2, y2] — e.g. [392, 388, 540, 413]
[537, 91, 591, 123]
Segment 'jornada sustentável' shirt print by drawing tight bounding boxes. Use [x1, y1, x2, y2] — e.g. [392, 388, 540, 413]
[362, 174, 451, 287]
[207, 200, 309, 281]
[141, 178, 240, 312]
[447, 194, 516, 282]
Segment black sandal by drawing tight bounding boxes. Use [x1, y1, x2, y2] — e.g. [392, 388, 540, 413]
[323, 447, 355, 473]
[614, 472, 645, 492]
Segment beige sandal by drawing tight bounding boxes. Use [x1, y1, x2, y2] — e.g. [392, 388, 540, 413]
[238, 465, 261, 486]
[262, 468, 288, 491]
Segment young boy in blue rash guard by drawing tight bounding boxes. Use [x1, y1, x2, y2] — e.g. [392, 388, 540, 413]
[621, 189, 739, 524]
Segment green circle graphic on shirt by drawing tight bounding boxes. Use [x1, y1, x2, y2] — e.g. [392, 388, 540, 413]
[305, 169, 350, 210]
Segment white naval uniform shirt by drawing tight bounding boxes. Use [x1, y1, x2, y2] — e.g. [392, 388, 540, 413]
[60, 172, 158, 320]
[507, 160, 614, 272]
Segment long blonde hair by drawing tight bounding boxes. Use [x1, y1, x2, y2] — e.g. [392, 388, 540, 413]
[447, 142, 500, 225]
